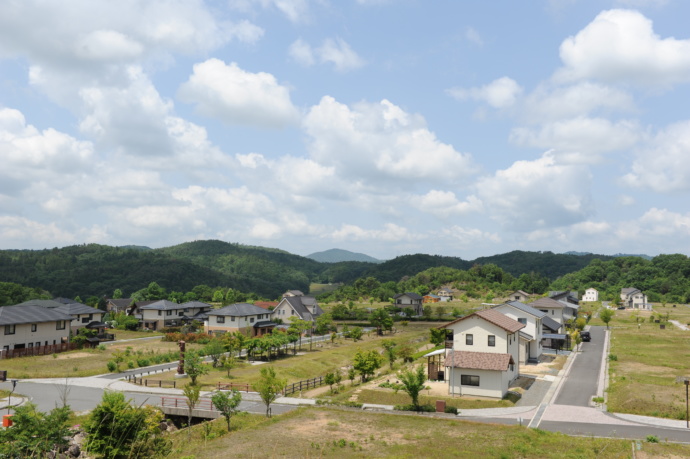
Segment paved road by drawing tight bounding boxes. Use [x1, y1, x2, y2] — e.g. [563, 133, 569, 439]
[554, 325, 606, 406]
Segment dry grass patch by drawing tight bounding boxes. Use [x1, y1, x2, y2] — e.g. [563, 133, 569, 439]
[168, 406, 690, 458]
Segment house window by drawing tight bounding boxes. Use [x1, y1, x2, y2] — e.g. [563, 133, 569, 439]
[82, 317, 90, 323]
[488, 335, 496, 347]
[231, 317, 235, 322]
[465, 334, 473, 345]
[217, 316, 225, 324]
[461, 375, 480, 386]
[158, 310, 162, 316]
[250, 317, 255, 323]
[56, 321, 66, 330]
[4, 324, 15, 335]
[518, 318, 527, 324]
[31, 324, 37, 332]
[28, 343, 33, 348]
[166, 310, 172, 316]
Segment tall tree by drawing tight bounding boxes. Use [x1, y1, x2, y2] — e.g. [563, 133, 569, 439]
[353, 349, 383, 383]
[211, 389, 243, 431]
[183, 383, 200, 440]
[399, 365, 427, 410]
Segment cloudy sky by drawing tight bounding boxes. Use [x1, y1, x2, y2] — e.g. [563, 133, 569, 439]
[1, 0, 690, 260]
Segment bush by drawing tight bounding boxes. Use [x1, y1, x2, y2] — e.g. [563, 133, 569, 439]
[646, 435, 659, 443]
[393, 404, 435, 412]
[444, 405, 458, 414]
[609, 354, 618, 361]
[106, 361, 117, 372]
[136, 358, 150, 367]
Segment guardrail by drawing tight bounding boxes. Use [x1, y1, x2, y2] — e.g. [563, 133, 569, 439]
[217, 382, 252, 392]
[283, 376, 324, 396]
[160, 396, 216, 411]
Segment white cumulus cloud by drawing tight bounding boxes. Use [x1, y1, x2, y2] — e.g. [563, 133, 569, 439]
[447, 77, 523, 109]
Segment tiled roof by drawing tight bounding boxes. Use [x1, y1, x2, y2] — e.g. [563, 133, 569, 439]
[181, 301, 212, 310]
[139, 300, 183, 311]
[530, 297, 566, 309]
[474, 308, 525, 333]
[17, 299, 64, 308]
[210, 303, 268, 317]
[275, 296, 323, 321]
[254, 301, 278, 309]
[55, 303, 104, 316]
[497, 301, 547, 319]
[542, 315, 561, 332]
[394, 292, 423, 300]
[446, 351, 514, 371]
[0, 304, 74, 325]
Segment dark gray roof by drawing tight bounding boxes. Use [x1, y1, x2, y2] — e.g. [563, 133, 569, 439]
[542, 315, 561, 332]
[53, 297, 78, 304]
[519, 331, 534, 340]
[56, 303, 104, 316]
[107, 298, 133, 309]
[0, 304, 74, 326]
[210, 303, 269, 317]
[499, 301, 547, 319]
[253, 320, 277, 328]
[276, 296, 323, 321]
[17, 299, 64, 308]
[181, 301, 212, 310]
[139, 300, 184, 311]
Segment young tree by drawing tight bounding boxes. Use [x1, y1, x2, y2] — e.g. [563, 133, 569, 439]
[0, 403, 71, 458]
[600, 308, 614, 329]
[85, 391, 170, 459]
[183, 383, 200, 439]
[348, 366, 356, 385]
[211, 389, 243, 431]
[324, 370, 336, 393]
[112, 288, 123, 299]
[348, 326, 363, 342]
[370, 308, 393, 335]
[397, 343, 414, 363]
[315, 313, 335, 335]
[219, 353, 236, 378]
[353, 349, 384, 383]
[204, 338, 226, 368]
[381, 339, 398, 369]
[429, 328, 446, 347]
[399, 365, 427, 410]
[288, 318, 312, 350]
[254, 366, 287, 417]
[184, 349, 209, 385]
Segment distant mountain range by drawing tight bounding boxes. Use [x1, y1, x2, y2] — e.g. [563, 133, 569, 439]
[306, 248, 382, 263]
[0, 240, 643, 300]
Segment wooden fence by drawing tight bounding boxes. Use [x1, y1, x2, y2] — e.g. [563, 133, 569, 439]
[283, 376, 324, 396]
[127, 376, 177, 388]
[217, 382, 252, 392]
[0, 342, 78, 360]
[160, 396, 216, 411]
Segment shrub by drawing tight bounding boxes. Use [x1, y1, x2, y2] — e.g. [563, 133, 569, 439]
[646, 435, 659, 443]
[136, 358, 150, 367]
[444, 405, 458, 414]
[393, 403, 435, 412]
[106, 361, 117, 372]
[127, 361, 135, 369]
[609, 354, 618, 361]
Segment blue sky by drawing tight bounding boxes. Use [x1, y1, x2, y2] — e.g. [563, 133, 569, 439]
[1, 0, 690, 260]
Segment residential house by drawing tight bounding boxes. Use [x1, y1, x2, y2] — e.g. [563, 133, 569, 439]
[530, 297, 578, 328]
[440, 308, 524, 399]
[106, 298, 133, 314]
[582, 288, 599, 302]
[549, 291, 579, 305]
[283, 290, 305, 298]
[206, 303, 276, 337]
[17, 299, 105, 333]
[271, 295, 324, 325]
[621, 288, 650, 309]
[437, 288, 453, 302]
[393, 292, 423, 315]
[423, 294, 440, 304]
[492, 301, 561, 364]
[0, 304, 73, 352]
[507, 290, 531, 303]
[135, 300, 211, 331]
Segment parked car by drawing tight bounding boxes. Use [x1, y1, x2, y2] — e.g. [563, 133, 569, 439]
[617, 306, 626, 310]
[580, 331, 591, 342]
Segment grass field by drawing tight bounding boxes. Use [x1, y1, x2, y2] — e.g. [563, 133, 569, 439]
[0, 336, 201, 379]
[604, 305, 690, 419]
[165, 406, 690, 458]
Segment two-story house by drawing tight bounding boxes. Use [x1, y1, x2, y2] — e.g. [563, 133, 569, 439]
[439, 308, 524, 398]
[507, 290, 531, 303]
[437, 288, 453, 302]
[582, 288, 599, 302]
[530, 297, 578, 327]
[492, 301, 561, 364]
[0, 304, 74, 353]
[206, 303, 276, 337]
[17, 299, 105, 333]
[621, 288, 650, 309]
[271, 295, 324, 325]
[136, 300, 211, 330]
[393, 292, 423, 315]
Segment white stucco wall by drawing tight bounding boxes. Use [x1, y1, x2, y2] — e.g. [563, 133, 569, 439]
[1, 322, 69, 349]
[447, 367, 509, 398]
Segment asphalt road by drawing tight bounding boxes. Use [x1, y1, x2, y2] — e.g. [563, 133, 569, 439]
[554, 325, 606, 406]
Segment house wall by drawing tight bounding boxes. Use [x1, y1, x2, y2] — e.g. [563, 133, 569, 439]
[206, 313, 269, 336]
[536, 307, 565, 325]
[69, 312, 105, 332]
[494, 305, 542, 361]
[509, 292, 529, 302]
[582, 289, 599, 302]
[1, 322, 70, 350]
[271, 300, 297, 324]
[447, 367, 508, 399]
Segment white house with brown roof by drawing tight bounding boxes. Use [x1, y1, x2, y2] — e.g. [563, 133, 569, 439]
[440, 308, 524, 398]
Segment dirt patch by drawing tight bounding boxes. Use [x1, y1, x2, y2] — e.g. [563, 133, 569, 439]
[520, 354, 565, 376]
[55, 352, 92, 360]
[618, 361, 678, 378]
[287, 410, 410, 445]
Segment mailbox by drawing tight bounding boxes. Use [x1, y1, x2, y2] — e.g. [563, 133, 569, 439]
[0, 370, 6, 382]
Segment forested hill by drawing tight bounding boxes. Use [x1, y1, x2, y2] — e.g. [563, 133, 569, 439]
[0, 240, 634, 301]
[473, 250, 615, 279]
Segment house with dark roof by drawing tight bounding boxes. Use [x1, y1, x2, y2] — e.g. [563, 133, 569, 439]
[135, 300, 211, 330]
[439, 308, 524, 398]
[549, 291, 579, 305]
[530, 297, 577, 326]
[272, 295, 324, 325]
[437, 288, 453, 302]
[206, 303, 276, 337]
[393, 292, 423, 315]
[620, 288, 649, 309]
[492, 301, 561, 364]
[106, 298, 133, 314]
[17, 299, 104, 332]
[0, 304, 74, 353]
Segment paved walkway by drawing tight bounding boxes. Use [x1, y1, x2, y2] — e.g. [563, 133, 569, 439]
[670, 320, 689, 331]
